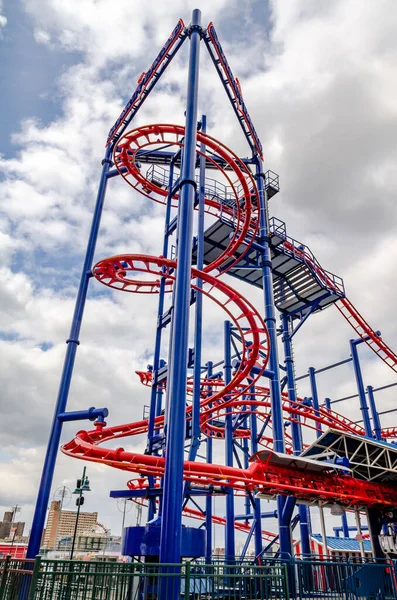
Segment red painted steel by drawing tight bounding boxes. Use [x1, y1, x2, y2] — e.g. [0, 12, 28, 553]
[63, 124, 397, 531]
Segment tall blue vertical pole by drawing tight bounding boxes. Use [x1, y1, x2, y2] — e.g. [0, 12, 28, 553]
[205, 361, 213, 562]
[309, 367, 322, 439]
[27, 145, 113, 558]
[281, 313, 310, 558]
[159, 8, 202, 566]
[350, 340, 372, 437]
[249, 384, 263, 558]
[189, 114, 206, 462]
[224, 320, 235, 563]
[256, 162, 284, 453]
[147, 164, 175, 449]
[367, 385, 382, 440]
[256, 159, 288, 560]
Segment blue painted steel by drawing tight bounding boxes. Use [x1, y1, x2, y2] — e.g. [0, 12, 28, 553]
[256, 159, 284, 453]
[189, 114, 206, 461]
[367, 385, 382, 440]
[147, 162, 175, 451]
[334, 524, 368, 537]
[309, 367, 322, 438]
[256, 157, 288, 562]
[224, 320, 235, 562]
[107, 20, 187, 146]
[205, 361, 213, 562]
[124, 525, 205, 557]
[159, 8, 202, 566]
[249, 384, 262, 557]
[26, 146, 112, 559]
[234, 511, 277, 521]
[281, 313, 310, 560]
[239, 519, 256, 562]
[58, 407, 108, 422]
[342, 514, 350, 537]
[324, 397, 331, 410]
[350, 339, 372, 437]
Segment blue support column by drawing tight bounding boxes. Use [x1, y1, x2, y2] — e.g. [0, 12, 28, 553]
[147, 162, 175, 450]
[26, 146, 113, 558]
[308, 367, 322, 439]
[256, 161, 284, 453]
[367, 385, 382, 440]
[342, 512, 350, 538]
[189, 114, 206, 461]
[205, 361, 213, 563]
[249, 385, 263, 558]
[350, 339, 372, 437]
[256, 159, 288, 563]
[159, 8, 202, 566]
[224, 320, 235, 563]
[281, 313, 309, 558]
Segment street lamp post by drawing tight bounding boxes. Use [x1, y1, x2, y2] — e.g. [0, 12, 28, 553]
[70, 467, 90, 560]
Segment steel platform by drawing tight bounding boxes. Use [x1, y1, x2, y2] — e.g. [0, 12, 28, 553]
[302, 428, 397, 483]
[198, 216, 344, 317]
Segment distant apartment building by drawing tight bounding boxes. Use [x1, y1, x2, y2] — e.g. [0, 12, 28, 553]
[0, 511, 25, 540]
[43, 501, 98, 549]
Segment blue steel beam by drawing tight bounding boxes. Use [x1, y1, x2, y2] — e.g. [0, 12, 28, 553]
[58, 407, 108, 422]
[159, 8, 202, 566]
[309, 367, 322, 438]
[189, 114, 207, 461]
[205, 361, 213, 562]
[367, 385, 382, 440]
[350, 339, 372, 437]
[281, 313, 310, 558]
[249, 384, 263, 557]
[26, 146, 112, 559]
[224, 320, 235, 562]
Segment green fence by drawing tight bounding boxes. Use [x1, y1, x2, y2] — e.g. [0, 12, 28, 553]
[0, 557, 289, 600]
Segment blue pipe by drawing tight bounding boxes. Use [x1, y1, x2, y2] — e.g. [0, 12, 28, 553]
[341, 512, 350, 537]
[334, 523, 369, 537]
[367, 385, 382, 440]
[255, 160, 284, 452]
[281, 313, 309, 561]
[324, 397, 331, 411]
[159, 8, 202, 566]
[147, 162, 175, 450]
[234, 511, 277, 521]
[282, 314, 303, 454]
[256, 158, 287, 565]
[205, 361, 213, 562]
[350, 339, 372, 437]
[58, 407, 108, 422]
[26, 145, 112, 559]
[249, 384, 262, 557]
[224, 320, 235, 562]
[309, 367, 322, 438]
[189, 114, 206, 460]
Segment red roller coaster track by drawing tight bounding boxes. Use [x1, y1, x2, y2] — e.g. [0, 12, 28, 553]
[62, 124, 397, 528]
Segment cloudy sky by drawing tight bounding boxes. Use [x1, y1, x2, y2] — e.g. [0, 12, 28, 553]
[0, 0, 397, 547]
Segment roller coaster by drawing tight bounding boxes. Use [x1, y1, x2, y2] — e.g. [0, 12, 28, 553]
[27, 8, 397, 583]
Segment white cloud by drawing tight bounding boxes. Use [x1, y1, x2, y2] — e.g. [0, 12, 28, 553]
[1, 0, 397, 543]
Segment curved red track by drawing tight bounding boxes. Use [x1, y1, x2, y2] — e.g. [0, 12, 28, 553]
[63, 124, 397, 522]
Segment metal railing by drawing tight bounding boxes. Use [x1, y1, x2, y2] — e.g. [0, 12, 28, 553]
[0, 557, 289, 600]
[3, 554, 397, 600]
[269, 217, 345, 297]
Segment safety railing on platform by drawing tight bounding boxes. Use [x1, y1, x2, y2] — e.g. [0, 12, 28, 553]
[146, 163, 242, 206]
[0, 557, 289, 600]
[294, 557, 397, 600]
[0, 557, 35, 600]
[269, 217, 345, 297]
